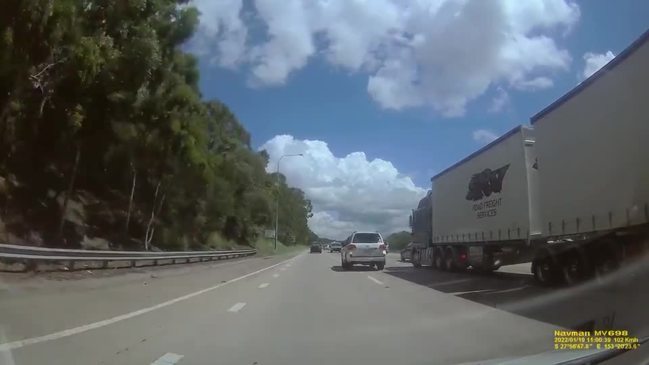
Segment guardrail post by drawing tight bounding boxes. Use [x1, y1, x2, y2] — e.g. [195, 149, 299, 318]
[131, 260, 136, 268]
[68, 260, 75, 271]
[101, 260, 108, 269]
[153, 259, 158, 266]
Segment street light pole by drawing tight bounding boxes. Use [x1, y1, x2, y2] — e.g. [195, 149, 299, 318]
[275, 153, 303, 250]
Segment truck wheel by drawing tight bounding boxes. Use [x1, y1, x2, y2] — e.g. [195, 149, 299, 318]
[561, 250, 589, 285]
[592, 239, 620, 281]
[412, 250, 422, 268]
[433, 250, 444, 270]
[444, 248, 456, 272]
[375, 263, 385, 271]
[532, 256, 559, 286]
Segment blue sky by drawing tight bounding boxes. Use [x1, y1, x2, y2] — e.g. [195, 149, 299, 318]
[190, 0, 649, 238]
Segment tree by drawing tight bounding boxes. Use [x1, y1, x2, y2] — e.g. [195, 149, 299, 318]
[385, 231, 411, 250]
[0, 0, 314, 251]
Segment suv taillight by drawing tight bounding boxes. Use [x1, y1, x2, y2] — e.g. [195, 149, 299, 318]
[378, 244, 386, 251]
[347, 244, 356, 251]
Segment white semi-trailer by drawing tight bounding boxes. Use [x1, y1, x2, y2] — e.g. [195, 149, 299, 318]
[410, 29, 649, 284]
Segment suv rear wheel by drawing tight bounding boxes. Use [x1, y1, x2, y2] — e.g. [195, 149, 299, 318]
[375, 263, 385, 271]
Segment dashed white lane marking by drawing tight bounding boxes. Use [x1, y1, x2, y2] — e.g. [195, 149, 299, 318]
[449, 289, 492, 296]
[228, 302, 247, 313]
[0, 256, 299, 352]
[272, 273, 280, 278]
[285, 263, 292, 267]
[367, 276, 384, 285]
[151, 352, 184, 365]
[485, 285, 530, 294]
[258, 283, 269, 289]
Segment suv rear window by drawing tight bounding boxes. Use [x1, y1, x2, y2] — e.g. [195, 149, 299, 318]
[352, 233, 381, 243]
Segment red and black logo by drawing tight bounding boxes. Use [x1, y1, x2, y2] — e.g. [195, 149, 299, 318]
[465, 164, 510, 201]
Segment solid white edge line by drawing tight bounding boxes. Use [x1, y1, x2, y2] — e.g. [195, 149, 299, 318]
[367, 275, 384, 285]
[485, 286, 530, 295]
[449, 289, 492, 296]
[151, 352, 184, 365]
[227, 302, 247, 313]
[0, 328, 16, 365]
[0, 254, 300, 352]
[258, 283, 269, 289]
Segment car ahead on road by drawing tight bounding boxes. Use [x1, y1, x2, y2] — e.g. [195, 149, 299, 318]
[310, 243, 322, 253]
[400, 242, 414, 262]
[341, 232, 386, 271]
[329, 242, 341, 252]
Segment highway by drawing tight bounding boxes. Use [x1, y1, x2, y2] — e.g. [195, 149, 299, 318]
[1, 251, 648, 365]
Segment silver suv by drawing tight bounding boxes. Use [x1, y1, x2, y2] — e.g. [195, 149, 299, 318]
[341, 232, 386, 270]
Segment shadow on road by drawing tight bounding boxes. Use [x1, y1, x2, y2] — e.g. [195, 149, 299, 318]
[383, 257, 649, 338]
[330, 265, 377, 272]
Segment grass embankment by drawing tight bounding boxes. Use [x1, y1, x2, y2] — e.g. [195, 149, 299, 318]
[253, 238, 306, 256]
[207, 232, 305, 256]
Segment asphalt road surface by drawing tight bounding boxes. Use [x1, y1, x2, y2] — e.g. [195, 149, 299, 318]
[1, 251, 648, 365]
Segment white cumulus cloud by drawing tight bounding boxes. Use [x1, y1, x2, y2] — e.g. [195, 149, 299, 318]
[581, 51, 615, 80]
[191, 0, 249, 68]
[259, 135, 426, 239]
[473, 129, 499, 145]
[488, 87, 510, 113]
[192, 0, 580, 116]
[511, 76, 554, 91]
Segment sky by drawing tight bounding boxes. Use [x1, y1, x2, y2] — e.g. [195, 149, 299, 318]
[187, 0, 649, 240]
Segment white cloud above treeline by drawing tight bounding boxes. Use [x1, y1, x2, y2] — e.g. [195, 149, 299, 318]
[259, 135, 426, 239]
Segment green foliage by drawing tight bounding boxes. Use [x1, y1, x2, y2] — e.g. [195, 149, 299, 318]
[385, 231, 411, 250]
[0, 0, 314, 251]
[254, 238, 304, 257]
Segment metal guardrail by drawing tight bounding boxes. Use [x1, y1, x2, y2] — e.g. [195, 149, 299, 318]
[0, 244, 256, 271]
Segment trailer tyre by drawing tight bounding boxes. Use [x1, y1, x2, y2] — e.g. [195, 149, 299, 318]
[592, 239, 620, 281]
[532, 256, 559, 286]
[412, 250, 422, 268]
[433, 249, 444, 270]
[560, 249, 590, 285]
[444, 248, 456, 272]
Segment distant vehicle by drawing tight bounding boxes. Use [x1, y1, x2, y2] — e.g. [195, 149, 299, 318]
[310, 243, 322, 253]
[341, 232, 386, 271]
[400, 242, 414, 262]
[329, 242, 342, 252]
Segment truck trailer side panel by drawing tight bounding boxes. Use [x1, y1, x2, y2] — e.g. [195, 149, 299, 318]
[431, 126, 539, 244]
[532, 31, 649, 237]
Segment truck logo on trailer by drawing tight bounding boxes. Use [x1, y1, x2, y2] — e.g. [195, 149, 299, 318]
[465, 164, 510, 201]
